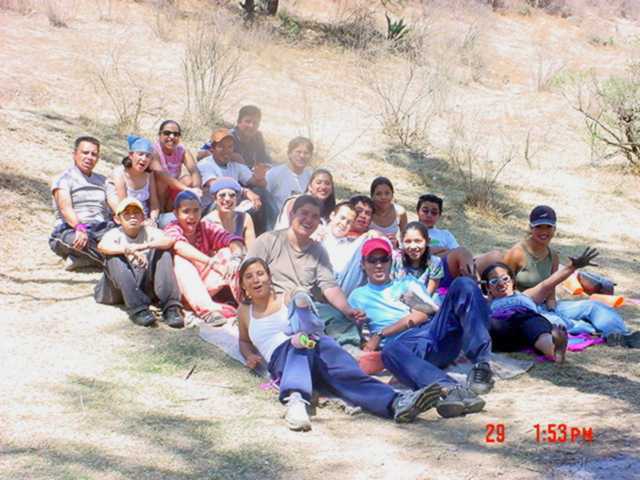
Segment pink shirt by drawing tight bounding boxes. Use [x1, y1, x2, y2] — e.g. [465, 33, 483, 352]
[164, 220, 242, 255]
[154, 142, 185, 179]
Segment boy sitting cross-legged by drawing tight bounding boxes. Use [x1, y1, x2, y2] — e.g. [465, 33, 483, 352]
[96, 198, 184, 328]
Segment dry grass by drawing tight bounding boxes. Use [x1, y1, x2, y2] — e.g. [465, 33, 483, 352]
[2, 0, 640, 478]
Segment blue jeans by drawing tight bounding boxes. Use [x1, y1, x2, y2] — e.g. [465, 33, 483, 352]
[267, 336, 397, 418]
[555, 299, 627, 336]
[381, 277, 492, 389]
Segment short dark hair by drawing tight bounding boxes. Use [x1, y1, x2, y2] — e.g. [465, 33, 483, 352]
[402, 221, 431, 271]
[349, 195, 375, 213]
[417, 194, 443, 214]
[74, 136, 100, 151]
[287, 136, 314, 155]
[291, 194, 322, 215]
[239, 257, 272, 304]
[332, 201, 355, 215]
[370, 176, 394, 197]
[237, 105, 261, 123]
[158, 119, 181, 135]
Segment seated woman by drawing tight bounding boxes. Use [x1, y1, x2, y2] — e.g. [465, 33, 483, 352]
[395, 221, 444, 300]
[237, 257, 443, 431]
[503, 205, 635, 344]
[106, 135, 160, 225]
[150, 120, 202, 213]
[274, 168, 336, 230]
[164, 191, 245, 326]
[370, 177, 407, 248]
[204, 177, 256, 249]
[266, 136, 313, 214]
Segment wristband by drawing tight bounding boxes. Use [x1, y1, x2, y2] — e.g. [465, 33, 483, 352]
[75, 223, 88, 233]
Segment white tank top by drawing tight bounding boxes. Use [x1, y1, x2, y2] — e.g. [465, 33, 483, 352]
[248, 303, 290, 363]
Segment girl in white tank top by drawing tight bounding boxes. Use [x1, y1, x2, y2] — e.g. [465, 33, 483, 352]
[247, 301, 290, 363]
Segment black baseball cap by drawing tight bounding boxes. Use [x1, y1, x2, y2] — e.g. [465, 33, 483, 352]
[529, 205, 557, 227]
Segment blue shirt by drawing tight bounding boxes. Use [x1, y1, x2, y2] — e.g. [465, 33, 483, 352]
[348, 278, 427, 342]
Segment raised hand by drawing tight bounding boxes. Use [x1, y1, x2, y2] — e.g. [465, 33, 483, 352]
[569, 247, 599, 269]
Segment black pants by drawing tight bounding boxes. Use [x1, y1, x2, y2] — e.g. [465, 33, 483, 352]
[97, 249, 182, 315]
[49, 221, 114, 267]
[489, 310, 553, 352]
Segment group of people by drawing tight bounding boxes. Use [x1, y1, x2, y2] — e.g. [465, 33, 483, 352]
[49, 105, 640, 432]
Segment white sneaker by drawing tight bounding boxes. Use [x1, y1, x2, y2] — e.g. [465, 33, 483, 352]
[64, 255, 79, 271]
[283, 392, 311, 431]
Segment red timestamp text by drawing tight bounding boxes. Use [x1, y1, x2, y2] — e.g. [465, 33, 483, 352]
[534, 423, 594, 443]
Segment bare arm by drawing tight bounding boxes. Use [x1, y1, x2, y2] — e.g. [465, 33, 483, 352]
[364, 310, 428, 351]
[238, 304, 264, 369]
[544, 252, 560, 309]
[502, 244, 525, 275]
[525, 248, 598, 306]
[148, 173, 160, 224]
[183, 149, 202, 188]
[323, 286, 367, 324]
[427, 278, 440, 296]
[243, 213, 256, 249]
[173, 240, 211, 264]
[149, 154, 187, 191]
[54, 188, 88, 249]
[397, 205, 408, 234]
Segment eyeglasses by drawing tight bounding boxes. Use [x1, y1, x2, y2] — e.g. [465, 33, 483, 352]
[161, 130, 181, 137]
[217, 192, 237, 199]
[488, 275, 511, 287]
[364, 255, 391, 265]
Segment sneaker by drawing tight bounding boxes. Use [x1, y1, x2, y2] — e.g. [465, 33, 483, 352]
[608, 331, 640, 348]
[436, 386, 485, 418]
[623, 331, 640, 348]
[467, 362, 494, 395]
[130, 309, 156, 327]
[283, 392, 311, 431]
[392, 383, 443, 423]
[162, 306, 184, 329]
[64, 254, 95, 271]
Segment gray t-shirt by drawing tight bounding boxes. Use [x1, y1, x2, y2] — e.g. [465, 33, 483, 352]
[266, 164, 312, 213]
[51, 166, 109, 226]
[249, 229, 337, 299]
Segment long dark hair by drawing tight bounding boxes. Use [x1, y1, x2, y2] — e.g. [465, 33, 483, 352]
[239, 257, 272, 304]
[370, 176, 394, 197]
[402, 221, 431, 272]
[307, 169, 336, 220]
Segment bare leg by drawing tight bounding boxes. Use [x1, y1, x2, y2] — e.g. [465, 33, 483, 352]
[446, 247, 475, 277]
[533, 333, 555, 359]
[474, 250, 504, 278]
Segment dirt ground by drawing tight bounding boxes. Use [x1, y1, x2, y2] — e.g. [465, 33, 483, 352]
[1, 2, 640, 479]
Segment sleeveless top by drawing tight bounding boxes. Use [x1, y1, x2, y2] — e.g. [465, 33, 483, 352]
[154, 142, 185, 179]
[248, 303, 290, 363]
[515, 242, 553, 291]
[107, 166, 151, 217]
[370, 203, 401, 236]
[205, 212, 247, 238]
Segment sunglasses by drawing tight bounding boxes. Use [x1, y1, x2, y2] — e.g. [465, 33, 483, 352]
[420, 208, 440, 216]
[364, 255, 391, 265]
[488, 275, 511, 287]
[217, 192, 237, 199]
[161, 130, 181, 137]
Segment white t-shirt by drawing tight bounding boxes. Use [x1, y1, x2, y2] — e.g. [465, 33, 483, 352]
[428, 227, 459, 250]
[266, 164, 312, 212]
[321, 232, 361, 275]
[101, 226, 165, 267]
[198, 156, 253, 187]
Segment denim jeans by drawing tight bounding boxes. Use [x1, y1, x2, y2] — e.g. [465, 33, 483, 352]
[267, 336, 397, 418]
[555, 299, 627, 337]
[381, 277, 492, 389]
